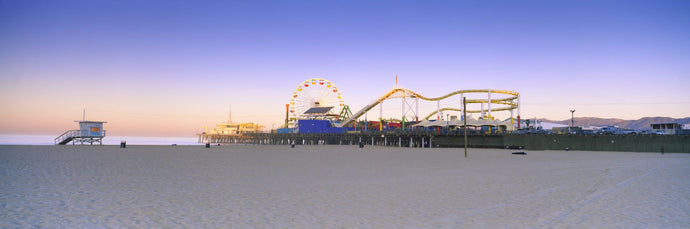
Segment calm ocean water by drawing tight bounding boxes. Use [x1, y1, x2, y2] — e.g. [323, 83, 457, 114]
[0, 135, 200, 145]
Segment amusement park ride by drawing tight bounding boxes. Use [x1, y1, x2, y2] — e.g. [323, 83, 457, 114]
[199, 77, 522, 143]
[284, 78, 521, 133]
[287, 78, 345, 126]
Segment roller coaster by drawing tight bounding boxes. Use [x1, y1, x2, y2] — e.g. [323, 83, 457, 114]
[286, 78, 521, 129]
[333, 87, 520, 127]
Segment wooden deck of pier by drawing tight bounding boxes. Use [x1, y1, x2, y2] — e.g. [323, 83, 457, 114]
[198, 132, 690, 152]
[198, 132, 506, 148]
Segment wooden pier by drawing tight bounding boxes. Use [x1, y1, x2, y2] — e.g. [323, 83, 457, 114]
[198, 132, 690, 153]
[198, 132, 505, 148]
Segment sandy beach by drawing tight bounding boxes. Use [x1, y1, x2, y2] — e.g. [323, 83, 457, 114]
[1, 145, 688, 228]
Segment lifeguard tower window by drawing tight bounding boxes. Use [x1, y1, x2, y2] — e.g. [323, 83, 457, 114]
[80, 121, 105, 137]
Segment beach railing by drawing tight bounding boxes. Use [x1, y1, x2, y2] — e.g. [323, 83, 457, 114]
[55, 130, 80, 145]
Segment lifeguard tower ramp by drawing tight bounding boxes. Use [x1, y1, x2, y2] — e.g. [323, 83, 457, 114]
[55, 120, 107, 145]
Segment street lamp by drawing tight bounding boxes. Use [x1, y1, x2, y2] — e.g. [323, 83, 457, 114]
[569, 109, 576, 134]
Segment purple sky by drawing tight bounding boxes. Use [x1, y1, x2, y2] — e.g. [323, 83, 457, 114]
[1, 0, 689, 136]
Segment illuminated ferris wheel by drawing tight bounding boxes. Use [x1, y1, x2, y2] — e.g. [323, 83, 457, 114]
[289, 78, 344, 120]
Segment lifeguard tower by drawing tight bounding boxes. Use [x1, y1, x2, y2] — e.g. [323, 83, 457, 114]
[55, 112, 107, 145]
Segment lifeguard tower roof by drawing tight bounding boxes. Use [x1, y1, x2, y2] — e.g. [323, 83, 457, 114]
[75, 120, 108, 123]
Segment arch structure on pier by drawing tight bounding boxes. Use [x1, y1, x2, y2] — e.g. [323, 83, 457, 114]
[333, 87, 520, 128]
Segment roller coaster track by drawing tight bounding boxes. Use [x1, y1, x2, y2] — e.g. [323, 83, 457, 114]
[334, 87, 519, 127]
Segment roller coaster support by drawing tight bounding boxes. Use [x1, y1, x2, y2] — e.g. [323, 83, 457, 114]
[416, 96, 419, 122]
[488, 91, 492, 119]
[481, 103, 484, 118]
[402, 90, 406, 129]
[379, 100, 383, 131]
[517, 95, 521, 129]
[364, 112, 367, 132]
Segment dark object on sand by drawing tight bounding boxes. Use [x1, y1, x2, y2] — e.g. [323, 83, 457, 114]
[512, 152, 527, 155]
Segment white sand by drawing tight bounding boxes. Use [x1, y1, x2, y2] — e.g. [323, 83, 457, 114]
[1, 145, 688, 228]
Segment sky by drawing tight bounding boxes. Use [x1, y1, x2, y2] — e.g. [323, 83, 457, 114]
[1, 0, 689, 137]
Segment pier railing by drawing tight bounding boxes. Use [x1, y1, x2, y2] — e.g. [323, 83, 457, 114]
[55, 130, 80, 145]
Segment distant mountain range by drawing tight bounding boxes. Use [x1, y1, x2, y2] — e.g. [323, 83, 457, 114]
[540, 117, 690, 130]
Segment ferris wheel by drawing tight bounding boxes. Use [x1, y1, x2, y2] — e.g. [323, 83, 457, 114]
[289, 78, 344, 120]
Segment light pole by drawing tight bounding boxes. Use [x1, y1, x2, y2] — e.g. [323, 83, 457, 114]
[569, 109, 576, 134]
[463, 97, 467, 158]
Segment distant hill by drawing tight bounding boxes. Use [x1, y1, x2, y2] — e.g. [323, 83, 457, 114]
[540, 117, 690, 130]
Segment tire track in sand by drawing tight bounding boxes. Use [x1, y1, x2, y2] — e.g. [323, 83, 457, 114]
[540, 163, 660, 227]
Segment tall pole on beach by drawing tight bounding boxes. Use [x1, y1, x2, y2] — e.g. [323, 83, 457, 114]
[568, 109, 575, 134]
[570, 109, 576, 134]
[463, 97, 468, 158]
[570, 109, 576, 127]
